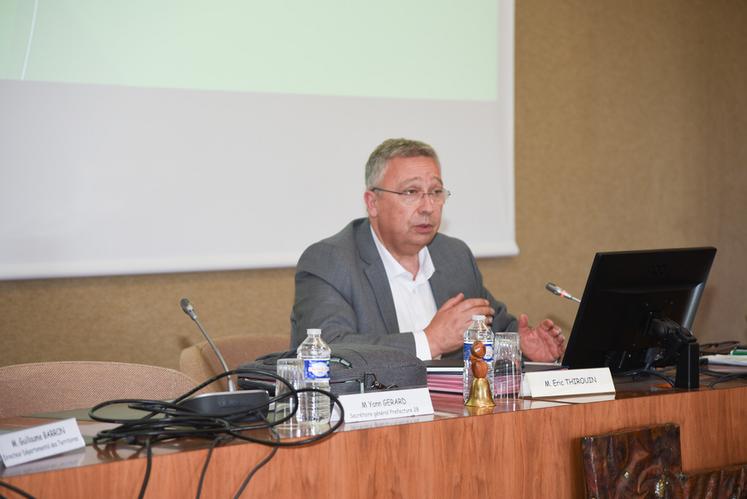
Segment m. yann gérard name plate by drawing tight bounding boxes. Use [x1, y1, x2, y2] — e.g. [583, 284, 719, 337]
[331, 387, 433, 424]
[0, 418, 85, 467]
[523, 367, 615, 398]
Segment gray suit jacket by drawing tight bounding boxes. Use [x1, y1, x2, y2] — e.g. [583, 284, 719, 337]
[290, 218, 517, 359]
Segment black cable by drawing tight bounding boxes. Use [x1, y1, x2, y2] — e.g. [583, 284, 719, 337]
[691, 366, 747, 388]
[137, 437, 152, 499]
[700, 368, 733, 378]
[90, 372, 344, 447]
[617, 368, 676, 386]
[195, 435, 230, 499]
[87, 368, 345, 497]
[706, 372, 747, 388]
[0, 481, 36, 499]
[232, 423, 280, 498]
[233, 445, 278, 498]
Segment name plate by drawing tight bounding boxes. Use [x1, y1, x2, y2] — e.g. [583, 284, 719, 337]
[331, 387, 433, 424]
[523, 368, 615, 398]
[0, 418, 85, 467]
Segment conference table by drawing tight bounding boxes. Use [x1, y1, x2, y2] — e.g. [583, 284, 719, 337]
[2, 375, 747, 498]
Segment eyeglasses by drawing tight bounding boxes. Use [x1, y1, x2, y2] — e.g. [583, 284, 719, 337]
[371, 187, 451, 205]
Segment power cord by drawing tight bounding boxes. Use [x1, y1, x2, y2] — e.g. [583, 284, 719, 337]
[88, 368, 344, 498]
[700, 368, 747, 388]
[232, 429, 279, 499]
[196, 434, 232, 498]
[0, 480, 36, 499]
[617, 368, 676, 386]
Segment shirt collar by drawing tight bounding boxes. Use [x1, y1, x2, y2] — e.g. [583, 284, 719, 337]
[370, 226, 435, 282]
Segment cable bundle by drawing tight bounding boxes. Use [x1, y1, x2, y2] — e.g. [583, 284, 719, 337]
[89, 368, 344, 499]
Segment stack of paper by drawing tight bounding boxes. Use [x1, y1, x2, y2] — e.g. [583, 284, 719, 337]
[706, 354, 747, 366]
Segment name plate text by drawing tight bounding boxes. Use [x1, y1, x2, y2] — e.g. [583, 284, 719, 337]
[0, 418, 85, 467]
[331, 387, 433, 424]
[524, 368, 615, 398]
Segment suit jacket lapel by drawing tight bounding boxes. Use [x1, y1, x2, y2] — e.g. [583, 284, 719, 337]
[427, 240, 450, 308]
[355, 220, 400, 336]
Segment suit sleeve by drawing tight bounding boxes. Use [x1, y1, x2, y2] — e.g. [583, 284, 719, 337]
[290, 243, 417, 354]
[467, 246, 518, 333]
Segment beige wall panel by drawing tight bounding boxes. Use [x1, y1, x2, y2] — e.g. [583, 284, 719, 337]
[497, 0, 747, 343]
[0, 269, 294, 369]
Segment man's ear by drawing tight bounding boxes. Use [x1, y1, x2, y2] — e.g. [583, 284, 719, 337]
[364, 190, 378, 217]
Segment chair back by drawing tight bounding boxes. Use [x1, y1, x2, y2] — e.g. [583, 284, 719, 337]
[179, 334, 288, 392]
[0, 361, 198, 418]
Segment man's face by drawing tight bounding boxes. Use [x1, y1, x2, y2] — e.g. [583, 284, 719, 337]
[365, 155, 444, 260]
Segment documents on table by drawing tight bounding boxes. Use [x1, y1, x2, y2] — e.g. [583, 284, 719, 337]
[706, 354, 747, 367]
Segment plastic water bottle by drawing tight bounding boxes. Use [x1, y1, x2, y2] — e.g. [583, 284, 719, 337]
[463, 315, 495, 401]
[296, 328, 331, 424]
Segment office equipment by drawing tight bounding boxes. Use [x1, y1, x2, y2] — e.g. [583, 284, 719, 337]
[545, 282, 581, 303]
[180, 298, 236, 391]
[178, 298, 274, 417]
[562, 247, 716, 374]
[239, 345, 427, 396]
[0, 4, 516, 280]
[179, 334, 288, 392]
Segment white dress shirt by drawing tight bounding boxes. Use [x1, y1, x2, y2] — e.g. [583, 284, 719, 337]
[371, 227, 438, 360]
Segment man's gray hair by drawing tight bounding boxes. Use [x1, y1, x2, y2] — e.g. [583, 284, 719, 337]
[364, 138, 440, 189]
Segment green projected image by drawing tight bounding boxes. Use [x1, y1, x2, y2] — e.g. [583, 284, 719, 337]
[1, 0, 498, 100]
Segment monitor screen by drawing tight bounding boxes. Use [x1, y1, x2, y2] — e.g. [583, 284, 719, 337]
[561, 247, 717, 372]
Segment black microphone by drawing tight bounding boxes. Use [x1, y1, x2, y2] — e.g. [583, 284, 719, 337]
[545, 282, 581, 303]
[179, 298, 269, 419]
[180, 298, 235, 391]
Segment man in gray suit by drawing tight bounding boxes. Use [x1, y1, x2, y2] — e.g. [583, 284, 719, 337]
[291, 138, 564, 362]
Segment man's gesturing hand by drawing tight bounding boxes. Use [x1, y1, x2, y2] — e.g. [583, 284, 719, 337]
[424, 293, 494, 358]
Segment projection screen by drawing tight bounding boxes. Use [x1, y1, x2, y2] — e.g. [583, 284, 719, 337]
[0, 0, 515, 280]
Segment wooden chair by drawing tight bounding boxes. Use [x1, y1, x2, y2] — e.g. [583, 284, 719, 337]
[179, 334, 288, 392]
[581, 423, 747, 498]
[0, 361, 198, 418]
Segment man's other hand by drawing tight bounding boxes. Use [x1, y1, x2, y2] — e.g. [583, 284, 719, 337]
[518, 313, 565, 362]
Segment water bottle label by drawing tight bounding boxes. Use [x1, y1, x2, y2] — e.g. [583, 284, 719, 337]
[484, 341, 494, 362]
[464, 341, 493, 361]
[463, 341, 473, 361]
[303, 359, 330, 381]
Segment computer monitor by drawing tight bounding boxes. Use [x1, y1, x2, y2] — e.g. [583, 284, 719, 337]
[561, 247, 716, 373]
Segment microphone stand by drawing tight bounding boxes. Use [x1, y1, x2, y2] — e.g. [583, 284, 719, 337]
[179, 298, 269, 419]
[182, 300, 236, 391]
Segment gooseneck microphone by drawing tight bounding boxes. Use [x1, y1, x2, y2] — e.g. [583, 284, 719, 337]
[180, 298, 235, 391]
[179, 298, 271, 419]
[545, 282, 581, 303]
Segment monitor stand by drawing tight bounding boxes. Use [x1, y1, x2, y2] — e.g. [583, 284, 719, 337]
[675, 342, 700, 389]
